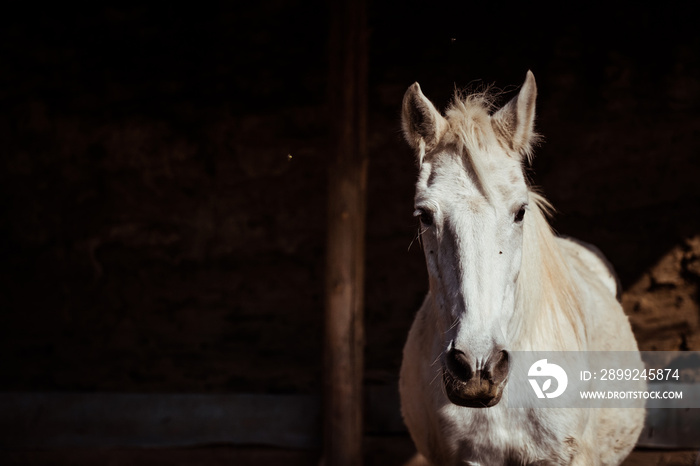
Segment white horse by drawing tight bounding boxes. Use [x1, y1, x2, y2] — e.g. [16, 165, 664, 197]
[399, 71, 644, 465]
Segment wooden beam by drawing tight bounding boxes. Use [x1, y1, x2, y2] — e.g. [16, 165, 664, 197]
[324, 0, 368, 463]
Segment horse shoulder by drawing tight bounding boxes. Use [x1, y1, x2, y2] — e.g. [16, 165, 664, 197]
[556, 237, 645, 463]
[555, 236, 621, 301]
[556, 235, 640, 354]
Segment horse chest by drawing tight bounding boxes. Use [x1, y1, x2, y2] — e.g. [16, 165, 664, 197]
[427, 405, 577, 465]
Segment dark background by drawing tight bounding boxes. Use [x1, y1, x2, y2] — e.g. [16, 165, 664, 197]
[1, 0, 699, 415]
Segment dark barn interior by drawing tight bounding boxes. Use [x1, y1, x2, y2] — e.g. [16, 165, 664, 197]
[1, 2, 700, 465]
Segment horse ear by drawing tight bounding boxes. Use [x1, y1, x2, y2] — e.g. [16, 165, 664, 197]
[402, 82, 447, 160]
[492, 70, 539, 162]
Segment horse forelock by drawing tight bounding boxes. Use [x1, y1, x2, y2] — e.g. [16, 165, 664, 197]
[439, 90, 500, 201]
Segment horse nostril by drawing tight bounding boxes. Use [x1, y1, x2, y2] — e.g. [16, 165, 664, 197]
[446, 349, 473, 382]
[489, 349, 510, 384]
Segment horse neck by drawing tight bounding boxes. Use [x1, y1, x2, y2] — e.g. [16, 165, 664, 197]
[510, 196, 586, 351]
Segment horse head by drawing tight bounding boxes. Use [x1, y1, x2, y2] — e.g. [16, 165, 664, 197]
[401, 71, 539, 407]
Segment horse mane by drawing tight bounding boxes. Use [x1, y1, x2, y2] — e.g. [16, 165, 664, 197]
[441, 89, 585, 350]
[513, 193, 587, 349]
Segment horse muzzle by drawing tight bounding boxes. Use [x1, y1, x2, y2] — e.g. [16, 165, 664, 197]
[442, 348, 509, 408]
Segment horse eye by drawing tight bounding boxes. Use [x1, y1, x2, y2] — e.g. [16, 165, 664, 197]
[414, 209, 434, 226]
[514, 205, 527, 223]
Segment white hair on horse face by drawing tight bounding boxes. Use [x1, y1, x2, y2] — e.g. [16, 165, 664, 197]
[418, 81, 584, 348]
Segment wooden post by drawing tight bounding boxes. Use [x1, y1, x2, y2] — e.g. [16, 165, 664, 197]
[323, 0, 367, 463]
